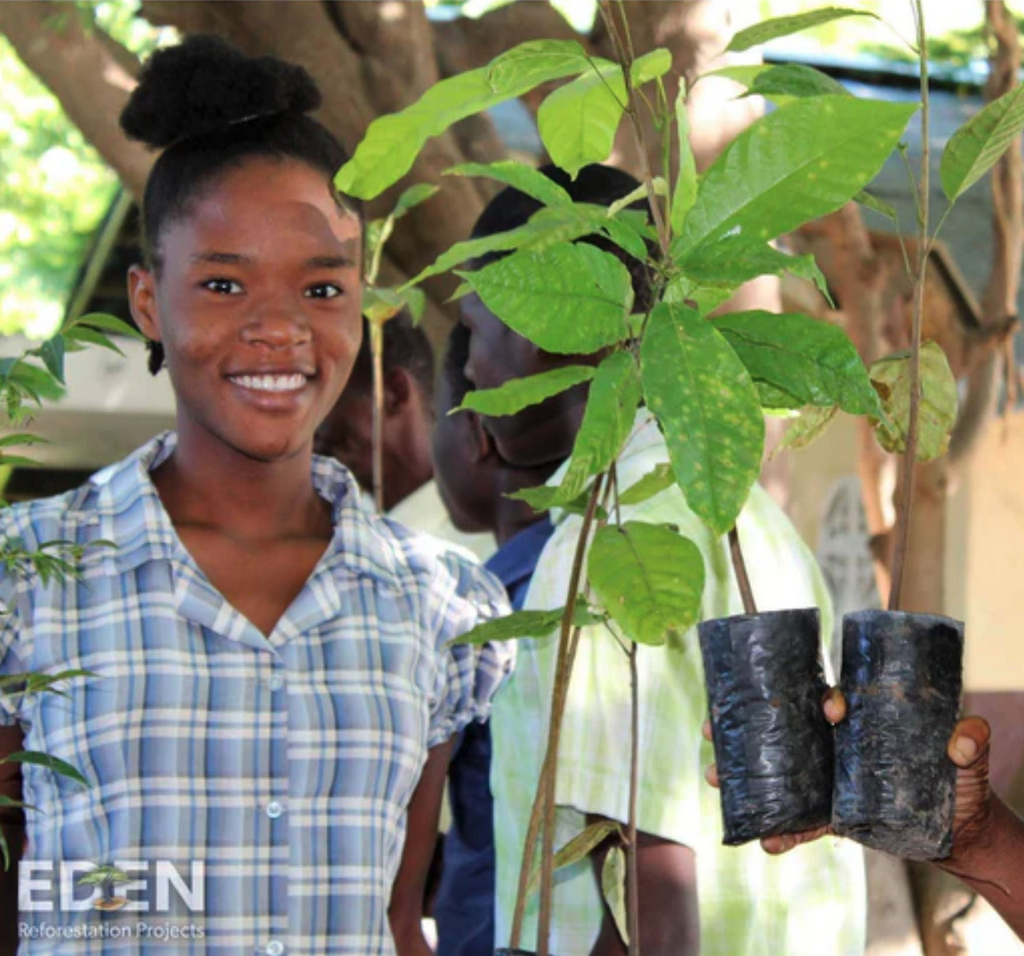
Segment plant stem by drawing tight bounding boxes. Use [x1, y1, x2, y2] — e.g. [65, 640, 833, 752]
[600, 0, 671, 260]
[370, 320, 385, 514]
[728, 526, 758, 615]
[626, 641, 640, 956]
[889, 0, 929, 611]
[510, 473, 607, 954]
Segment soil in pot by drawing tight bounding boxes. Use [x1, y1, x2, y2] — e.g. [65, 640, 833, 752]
[698, 607, 834, 845]
[832, 609, 964, 860]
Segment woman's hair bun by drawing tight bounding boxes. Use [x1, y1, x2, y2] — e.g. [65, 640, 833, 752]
[120, 34, 321, 148]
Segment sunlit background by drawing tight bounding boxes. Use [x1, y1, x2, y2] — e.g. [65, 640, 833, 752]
[0, 0, 1015, 339]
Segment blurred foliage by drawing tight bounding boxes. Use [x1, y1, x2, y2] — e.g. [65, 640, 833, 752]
[0, 3, 167, 339]
[1, 0, 1020, 342]
[754, 0, 1024, 72]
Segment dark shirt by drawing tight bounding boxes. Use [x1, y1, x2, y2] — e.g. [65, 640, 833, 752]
[434, 516, 555, 956]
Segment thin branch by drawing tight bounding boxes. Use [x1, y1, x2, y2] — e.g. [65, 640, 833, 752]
[535, 474, 607, 956]
[599, 1, 671, 260]
[370, 321, 385, 513]
[728, 526, 758, 615]
[512, 474, 607, 953]
[889, 0, 930, 611]
[626, 641, 641, 956]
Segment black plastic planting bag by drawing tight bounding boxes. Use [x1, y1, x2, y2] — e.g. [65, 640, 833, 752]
[832, 609, 964, 860]
[698, 608, 833, 845]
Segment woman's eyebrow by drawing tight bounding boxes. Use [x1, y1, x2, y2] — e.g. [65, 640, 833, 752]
[190, 251, 254, 265]
[305, 252, 358, 269]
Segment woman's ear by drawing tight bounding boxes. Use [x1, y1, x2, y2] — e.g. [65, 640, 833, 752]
[128, 264, 162, 344]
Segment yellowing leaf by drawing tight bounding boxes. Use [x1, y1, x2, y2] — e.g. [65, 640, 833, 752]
[870, 341, 958, 461]
[641, 303, 764, 535]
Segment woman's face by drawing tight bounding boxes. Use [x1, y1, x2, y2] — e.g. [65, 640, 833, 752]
[129, 157, 363, 465]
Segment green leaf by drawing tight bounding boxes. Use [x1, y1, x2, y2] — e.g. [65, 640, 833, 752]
[727, 7, 879, 53]
[675, 236, 831, 304]
[538, 61, 626, 178]
[855, 190, 900, 225]
[449, 603, 602, 646]
[446, 161, 572, 206]
[337, 40, 593, 199]
[772, 404, 839, 458]
[512, 351, 641, 511]
[392, 182, 440, 218]
[363, 287, 412, 324]
[671, 86, 698, 235]
[870, 341, 958, 461]
[733, 63, 851, 103]
[526, 820, 620, 897]
[486, 39, 594, 93]
[67, 312, 145, 340]
[404, 201, 647, 287]
[607, 179, 666, 219]
[706, 65, 769, 88]
[631, 48, 672, 87]
[941, 84, 1024, 202]
[679, 96, 917, 253]
[456, 365, 596, 417]
[37, 337, 65, 385]
[404, 287, 426, 325]
[538, 203, 649, 261]
[63, 325, 126, 356]
[617, 462, 676, 506]
[0, 433, 47, 449]
[641, 303, 765, 534]
[602, 845, 629, 946]
[5, 360, 64, 402]
[714, 310, 882, 416]
[6, 751, 88, 788]
[456, 243, 634, 354]
[588, 521, 705, 646]
[756, 382, 805, 411]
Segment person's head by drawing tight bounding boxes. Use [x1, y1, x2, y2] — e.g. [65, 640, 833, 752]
[461, 163, 651, 469]
[432, 322, 498, 533]
[122, 35, 363, 465]
[314, 311, 435, 510]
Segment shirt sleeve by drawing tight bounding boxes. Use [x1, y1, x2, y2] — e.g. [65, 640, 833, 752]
[427, 555, 513, 748]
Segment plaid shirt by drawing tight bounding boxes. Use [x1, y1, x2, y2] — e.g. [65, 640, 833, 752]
[0, 433, 511, 955]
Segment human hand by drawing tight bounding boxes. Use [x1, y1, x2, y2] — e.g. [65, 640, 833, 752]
[703, 694, 994, 859]
[940, 714, 993, 871]
[702, 687, 846, 853]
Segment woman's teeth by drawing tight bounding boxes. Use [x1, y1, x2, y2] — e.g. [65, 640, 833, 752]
[231, 373, 307, 392]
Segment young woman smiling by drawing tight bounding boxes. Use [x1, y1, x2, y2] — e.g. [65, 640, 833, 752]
[0, 36, 509, 956]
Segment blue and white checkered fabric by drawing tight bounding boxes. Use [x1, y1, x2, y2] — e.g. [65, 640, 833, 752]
[0, 433, 511, 955]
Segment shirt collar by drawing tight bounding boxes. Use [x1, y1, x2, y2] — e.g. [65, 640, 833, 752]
[84, 432, 401, 589]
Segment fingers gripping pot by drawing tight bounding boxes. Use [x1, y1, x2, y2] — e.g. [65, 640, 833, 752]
[832, 609, 964, 860]
[699, 608, 833, 845]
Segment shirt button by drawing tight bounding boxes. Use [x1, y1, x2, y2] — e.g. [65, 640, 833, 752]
[267, 674, 285, 692]
[266, 941, 284, 956]
[266, 801, 284, 819]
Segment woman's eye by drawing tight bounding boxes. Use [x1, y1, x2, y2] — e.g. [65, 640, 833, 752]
[305, 283, 342, 300]
[203, 278, 243, 295]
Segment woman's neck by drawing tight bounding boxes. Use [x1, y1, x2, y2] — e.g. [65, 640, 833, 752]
[153, 427, 331, 542]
